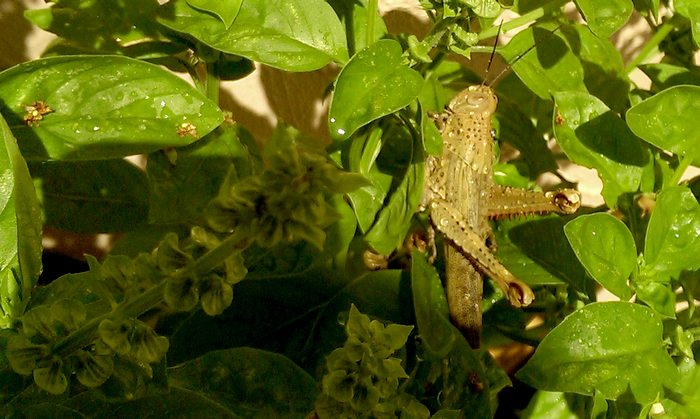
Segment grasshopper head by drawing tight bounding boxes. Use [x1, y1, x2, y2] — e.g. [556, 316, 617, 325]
[448, 85, 497, 117]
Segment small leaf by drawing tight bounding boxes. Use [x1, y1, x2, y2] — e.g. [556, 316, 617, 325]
[186, 0, 242, 28]
[0, 55, 223, 161]
[517, 302, 678, 403]
[0, 113, 42, 328]
[627, 85, 700, 162]
[675, 0, 700, 47]
[345, 128, 393, 233]
[635, 281, 675, 318]
[644, 186, 700, 277]
[167, 347, 318, 417]
[553, 91, 647, 206]
[159, 0, 347, 71]
[564, 213, 635, 299]
[364, 131, 424, 255]
[30, 159, 149, 233]
[574, 0, 633, 37]
[328, 39, 424, 141]
[147, 125, 253, 224]
[500, 24, 586, 100]
[410, 251, 456, 358]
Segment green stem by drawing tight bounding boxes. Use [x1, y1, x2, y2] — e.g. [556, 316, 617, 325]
[51, 230, 250, 358]
[670, 155, 693, 186]
[367, 0, 378, 46]
[478, 0, 568, 40]
[205, 62, 220, 104]
[624, 21, 673, 74]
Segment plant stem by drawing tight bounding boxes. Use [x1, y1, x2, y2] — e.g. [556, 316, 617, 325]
[205, 62, 220, 104]
[367, 0, 378, 47]
[51, 230, 250, 358]
[670, 155, 693, 186]
[624, 21, 673, 74]
[478, 0, 569, 40]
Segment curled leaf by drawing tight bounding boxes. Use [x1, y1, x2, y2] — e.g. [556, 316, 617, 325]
[98, 318, 132, 354]
[75, 350, 114, 388]
[33, 357, 68, 395]
[199, 274, 233, 316]
[131, 324, 170, 364]
[323, 370, 356, 403]
[20, 306, 55, 340]
[7, 335, 50, 375]
[155, 233, 192, 273]
[164, 275, 200, 311]
[50, 299, 87, 332]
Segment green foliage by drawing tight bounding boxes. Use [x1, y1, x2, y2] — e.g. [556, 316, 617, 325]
[0, 0, 699, 417]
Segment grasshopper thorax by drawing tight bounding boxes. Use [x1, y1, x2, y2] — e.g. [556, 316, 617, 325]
[448, 85, 497, 117]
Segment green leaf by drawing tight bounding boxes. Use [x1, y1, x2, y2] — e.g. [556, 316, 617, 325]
[521, 391, 593, 419]
[63, 387, 238, 417]
[24, 0, 165, 53]
[574, 0, 633, 37]
[159, 0, 347, 71]
[363, 130, 424, 255]
[662, 358, 700, 418]
[643, 186, 700, 278]
[410, 251, 456, 359]
[0, 55, 223, 161]
[0, 113, 42, 328]
[345, 128, 392, 232]
[627, 85, 700, 162]
[675, 0, 700, 47]
[553, 91, 647, 206]
[641, 63, 700, 90]
[186, 0, 242, 28]
[517, 302, 678, 403]
[168, 347, 318, 417]
[564, 213, 635, 299]
[635, 281, 675, 318]
[30, 159, 148, 233]
[326, 0, 388, 55]
[500, 24, 586, 100]
[495, 216, 594, 295]
[328, 39, 424, 141]
[148, 124, 253, 224]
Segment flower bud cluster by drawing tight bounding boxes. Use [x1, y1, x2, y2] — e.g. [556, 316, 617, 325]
[315, 305, 429, 419]
[206, 137, 366, 250]
[7, 299, 115, 394]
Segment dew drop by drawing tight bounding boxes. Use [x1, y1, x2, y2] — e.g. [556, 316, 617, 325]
[336, 128, 346, 136]
[92, 126, 100, 131]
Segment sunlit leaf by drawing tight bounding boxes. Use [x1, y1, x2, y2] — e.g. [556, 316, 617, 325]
[518, 302, 678, 403]
[0, 56, 223, 161]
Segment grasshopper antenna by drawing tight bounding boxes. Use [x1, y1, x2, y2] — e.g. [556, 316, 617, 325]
[484, 21, 503, 76]
[485, 24, 562, 87]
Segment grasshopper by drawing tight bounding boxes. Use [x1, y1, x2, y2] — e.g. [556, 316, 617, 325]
[422, 84, 580, 346]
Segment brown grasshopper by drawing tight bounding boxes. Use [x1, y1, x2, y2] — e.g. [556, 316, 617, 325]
[422, 85, 580, 347]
